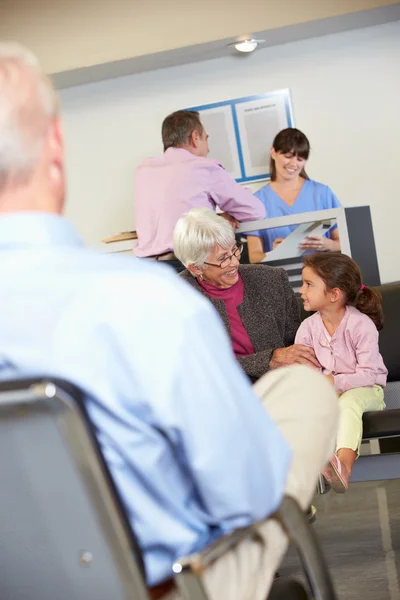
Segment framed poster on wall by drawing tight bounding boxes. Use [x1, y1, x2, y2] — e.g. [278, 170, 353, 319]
[187, 89, 294, 183]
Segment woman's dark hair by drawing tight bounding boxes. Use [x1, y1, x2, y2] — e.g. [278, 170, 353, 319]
[303, 252, 384, 330]
[270, 128, 310, 181]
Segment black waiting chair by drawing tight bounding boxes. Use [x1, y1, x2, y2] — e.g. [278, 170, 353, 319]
[0, 377, 337, 600]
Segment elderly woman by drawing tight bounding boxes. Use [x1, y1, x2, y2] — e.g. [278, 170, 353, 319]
[173, 208, 319, 381]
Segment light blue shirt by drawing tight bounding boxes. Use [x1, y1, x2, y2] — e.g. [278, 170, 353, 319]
[0, 213, 291, 586]
[252, 179, 342, 252]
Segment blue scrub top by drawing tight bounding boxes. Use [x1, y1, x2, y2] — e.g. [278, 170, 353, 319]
[251, 179, 341, 252]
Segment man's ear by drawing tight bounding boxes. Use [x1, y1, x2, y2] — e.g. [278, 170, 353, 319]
[47, 117, 65, 209]
[188, 263, 203, 278]
[190, 129, 201, 149]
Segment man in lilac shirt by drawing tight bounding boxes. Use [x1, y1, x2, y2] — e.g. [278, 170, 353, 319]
[133, 110, 265, 260]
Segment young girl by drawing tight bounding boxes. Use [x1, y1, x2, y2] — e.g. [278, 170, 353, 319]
[295, 253, 387, 493]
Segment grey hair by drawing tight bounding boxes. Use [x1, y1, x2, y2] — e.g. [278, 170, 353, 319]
[173, 208, 236, 269]
[0, 42, 59, 193]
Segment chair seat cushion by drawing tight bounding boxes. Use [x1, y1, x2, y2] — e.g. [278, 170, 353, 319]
[362, 408, 400, 440]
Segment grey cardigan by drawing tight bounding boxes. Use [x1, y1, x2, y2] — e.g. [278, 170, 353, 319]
[180, 264, 300, 380]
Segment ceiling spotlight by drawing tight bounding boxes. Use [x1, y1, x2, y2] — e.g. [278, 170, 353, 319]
[230, 39, 264, 53]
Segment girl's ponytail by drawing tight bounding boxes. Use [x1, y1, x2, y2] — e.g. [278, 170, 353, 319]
[356, 285, 384, 331]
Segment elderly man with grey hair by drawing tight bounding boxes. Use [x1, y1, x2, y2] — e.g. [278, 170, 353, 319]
[0, 43, 338, 600]
[174, 208, 320, 381]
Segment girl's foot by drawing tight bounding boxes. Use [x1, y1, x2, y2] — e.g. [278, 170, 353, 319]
[322, 454, 349, 493]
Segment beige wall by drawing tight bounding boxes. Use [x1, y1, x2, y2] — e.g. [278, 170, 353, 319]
[0, 0, 398, 72]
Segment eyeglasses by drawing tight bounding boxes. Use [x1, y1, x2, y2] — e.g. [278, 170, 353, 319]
[204, 245, 243, 269]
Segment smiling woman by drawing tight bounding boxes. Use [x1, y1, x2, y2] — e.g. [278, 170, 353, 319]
[247, 128, 342, 263]
[174, 208, 321, 381]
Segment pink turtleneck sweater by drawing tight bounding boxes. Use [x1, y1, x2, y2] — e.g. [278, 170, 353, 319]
[198, 275, 255, 358]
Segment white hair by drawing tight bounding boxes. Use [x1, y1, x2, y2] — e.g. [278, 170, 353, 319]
[173, 208, 236, 269]
[0, 42, 59, 193]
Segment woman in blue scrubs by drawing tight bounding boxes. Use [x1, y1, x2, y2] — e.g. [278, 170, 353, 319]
[247, 128, 341, 263]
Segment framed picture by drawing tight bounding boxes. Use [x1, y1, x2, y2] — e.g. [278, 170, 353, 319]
[187, 89, 294, 183]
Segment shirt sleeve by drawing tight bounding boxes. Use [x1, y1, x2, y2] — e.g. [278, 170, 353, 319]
[209, 165, 266, 221]
[245, 187, 266, 237]
[333, 322, 381, 394]
[324, 185, 342, 209]
[114, 271, 291, 527]
[322, 185, 341, 235]
[168, 303, 291, 525]
[294, 319, 313, 347]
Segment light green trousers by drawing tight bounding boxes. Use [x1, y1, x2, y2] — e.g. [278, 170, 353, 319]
[336, 385, 385, 454]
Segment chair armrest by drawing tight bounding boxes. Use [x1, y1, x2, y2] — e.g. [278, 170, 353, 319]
[173, 524, 256, 577]
[277, 497, 336, 600]
[172, 523, 258, 600]
[173, 496, 336, 600]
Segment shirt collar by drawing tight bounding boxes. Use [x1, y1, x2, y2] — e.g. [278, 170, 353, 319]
[318, 305, 350, 342]
[0, 212, 84, 249]
[164, 147, 197, 160]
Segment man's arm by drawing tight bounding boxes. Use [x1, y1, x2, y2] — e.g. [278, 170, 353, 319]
[166, 303, 291, 525]
[115, 269, 291, 526]
[210, 166, 265, 221]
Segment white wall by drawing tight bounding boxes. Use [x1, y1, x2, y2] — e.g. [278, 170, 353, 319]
[60, 21, 400, 283]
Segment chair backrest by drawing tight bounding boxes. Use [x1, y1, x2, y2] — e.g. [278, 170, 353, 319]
[0, 377, 150, 600]
[378, 284, 400, 382]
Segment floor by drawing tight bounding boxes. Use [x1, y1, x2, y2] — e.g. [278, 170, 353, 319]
[281, 480, 400, 599]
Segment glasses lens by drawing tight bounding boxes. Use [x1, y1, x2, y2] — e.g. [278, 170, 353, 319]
[220, 258, 229, 269]
[220, 246, 242, 269]
[234, 245, 243, 257]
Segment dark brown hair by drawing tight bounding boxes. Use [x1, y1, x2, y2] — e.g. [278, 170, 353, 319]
[162, 110, 203, 151]
[270, 128, 310, 181]
[303, 253, 384, 330]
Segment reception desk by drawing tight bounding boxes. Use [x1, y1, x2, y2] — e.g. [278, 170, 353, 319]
[237, 205, 380, 292]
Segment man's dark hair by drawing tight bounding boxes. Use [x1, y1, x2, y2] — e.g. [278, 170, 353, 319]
[162, 110, 203, 151]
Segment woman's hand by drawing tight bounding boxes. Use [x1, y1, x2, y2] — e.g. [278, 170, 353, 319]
[270, 345, 321, 370]
[299, 235, 339, 252]
[272, 237, 285, 250]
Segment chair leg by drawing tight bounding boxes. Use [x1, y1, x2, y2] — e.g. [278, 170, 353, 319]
[277, 497, 337, 600]
[316, 474, 329, 495]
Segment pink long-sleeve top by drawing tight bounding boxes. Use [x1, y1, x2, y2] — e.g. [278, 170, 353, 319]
[133, 148, 265, 257]
[295, 305, 387, 394]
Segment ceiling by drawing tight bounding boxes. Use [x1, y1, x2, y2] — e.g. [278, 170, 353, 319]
[0, 0, 399, 87]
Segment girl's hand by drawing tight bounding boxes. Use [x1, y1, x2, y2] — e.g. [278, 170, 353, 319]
[299, 235, 336, 252]
[324, 374, 335, 385]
